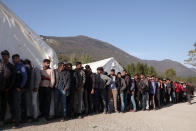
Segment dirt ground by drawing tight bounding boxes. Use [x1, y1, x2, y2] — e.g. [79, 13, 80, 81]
[2, 96, 196, 131]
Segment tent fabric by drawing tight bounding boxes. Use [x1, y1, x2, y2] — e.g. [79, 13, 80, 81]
[0, 1, 58, 69]
[79, 57, 124, 74]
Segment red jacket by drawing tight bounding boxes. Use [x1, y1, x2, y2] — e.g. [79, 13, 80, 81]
[176, 84, 182, 93]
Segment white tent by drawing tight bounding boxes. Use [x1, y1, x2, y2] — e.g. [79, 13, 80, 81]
[81, 57, 123, 74]
[0, 1, 58, 69]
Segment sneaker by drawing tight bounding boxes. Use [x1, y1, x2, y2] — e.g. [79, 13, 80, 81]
[78, 115, 83, 119]
[103, 111, 107, 114]
[115, 110, 119, 113]
[60, 118, 65, 122]
[12, 123, 20, 129]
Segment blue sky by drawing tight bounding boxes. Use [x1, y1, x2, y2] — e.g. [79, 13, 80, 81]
[2, 0, 196, 67]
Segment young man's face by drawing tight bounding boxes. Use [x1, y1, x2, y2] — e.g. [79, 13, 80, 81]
[117, 74, 121, 78]
[1, 55, 9, 62]
[67, 65, 72, 70]
[58, 65, 64, 71]
[122, 71, 126, 76]
[76, 64, 82, 69]
[43, 62, 50, 68]
[147, 77, 150, 80]
[97, 70, 101, 74]
[151, 77, 154, 81]
[12, 57, 20, 64]
[134, 75, 138, 80]
[140, 74, 144, 79]
[110, 71, 115, 76]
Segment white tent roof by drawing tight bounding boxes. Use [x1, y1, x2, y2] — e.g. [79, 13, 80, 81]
[80, 57, 123, 74]
[0, 1, 58, 69]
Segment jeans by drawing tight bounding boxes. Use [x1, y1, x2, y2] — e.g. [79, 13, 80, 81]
[187, 94, 191, 104]
[172, 91, 176, 103]
[0, 90, 13, 121]
[54, 89, 67, 118]
[66, 89, 75, 118]
[131, 94, 136, 111]
[39, 87, 51, 119]
[93, 88, 107, 113]
[149, 94, 155, 109]
[13, 90, 22, 124]
[124, 92, 128, 111]
[136, 91, 142, 110]
[142, 92, 147, 110]
[32, 91, 39, 119]
[84, 89, 94, 114]
[155, 92, 160, 108]
[118, 92, 125, 112]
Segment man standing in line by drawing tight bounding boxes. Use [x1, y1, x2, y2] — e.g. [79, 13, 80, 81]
[134, 74, 141, 110]
[12, 54, 27, 128]
[0, 50, 14, 125]
[166, 79, 172, 104]
[116, 72, 126, 112]
[155, 77, 161, 109]
[130, 77, 137, 112]
[138, 73, 149, 111]
[186, 83, 192, 104]
[66, 63, 76, 119]
[83, 65, 93, 115]
[122, 70, 131, 111]
[96, 67, 111, 114]
[29, 62, 41, 122]
[39, 59, 55, 121]
[108, 69, 118, 113]
[74, 62, 85, 118]
[54, 62, 70, 121]
[149, 76, 156, 110]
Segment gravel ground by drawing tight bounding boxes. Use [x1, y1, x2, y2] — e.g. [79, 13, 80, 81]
[1, 96, 196, 131]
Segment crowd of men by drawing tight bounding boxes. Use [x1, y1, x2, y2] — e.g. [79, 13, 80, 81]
[0, 50, 195, 128]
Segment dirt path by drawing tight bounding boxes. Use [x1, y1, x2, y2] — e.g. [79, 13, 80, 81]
[2, 96, 196, 131]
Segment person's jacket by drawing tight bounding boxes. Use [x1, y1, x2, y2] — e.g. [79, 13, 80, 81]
[122, 74, 131, 92]
[149, 81, 156, 95]
[0, 60, 10, 90]
[116, 77, 126, 93]
[99, 73, 111, 89]
[92, 73, 101, 89]
[74, 69, 86, 89]
[155, 82, 160, 94]
[186, 85, 192, 95]
[138, 78, 149, 94]
[130, 78, 135, 92]
[40, 68, 55, 88]
[68, 69, 76, 92]
[54, 69, 70, 91]
[109, 75, 117, 90]
[2, 62, 15, 91]
[30, 67, 41, 90]
[14, 62, 27, 89]
[24, 65, 32, 89]
[84, 70, 93, 91]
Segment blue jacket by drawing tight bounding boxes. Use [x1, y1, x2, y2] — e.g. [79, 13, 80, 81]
[15, 62, 27, 88]
[149, 81, 156, 95]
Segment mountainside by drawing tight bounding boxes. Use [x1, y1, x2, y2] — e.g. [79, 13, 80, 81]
[41, 35, 196, 78]
[144, 59, 196, 78]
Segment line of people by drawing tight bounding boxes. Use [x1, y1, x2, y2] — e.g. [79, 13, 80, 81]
[0, 50, 194, 128]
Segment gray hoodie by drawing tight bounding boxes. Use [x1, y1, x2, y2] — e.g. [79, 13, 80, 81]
[30, 67, 41, 90]
[99, 73, 111, 89]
